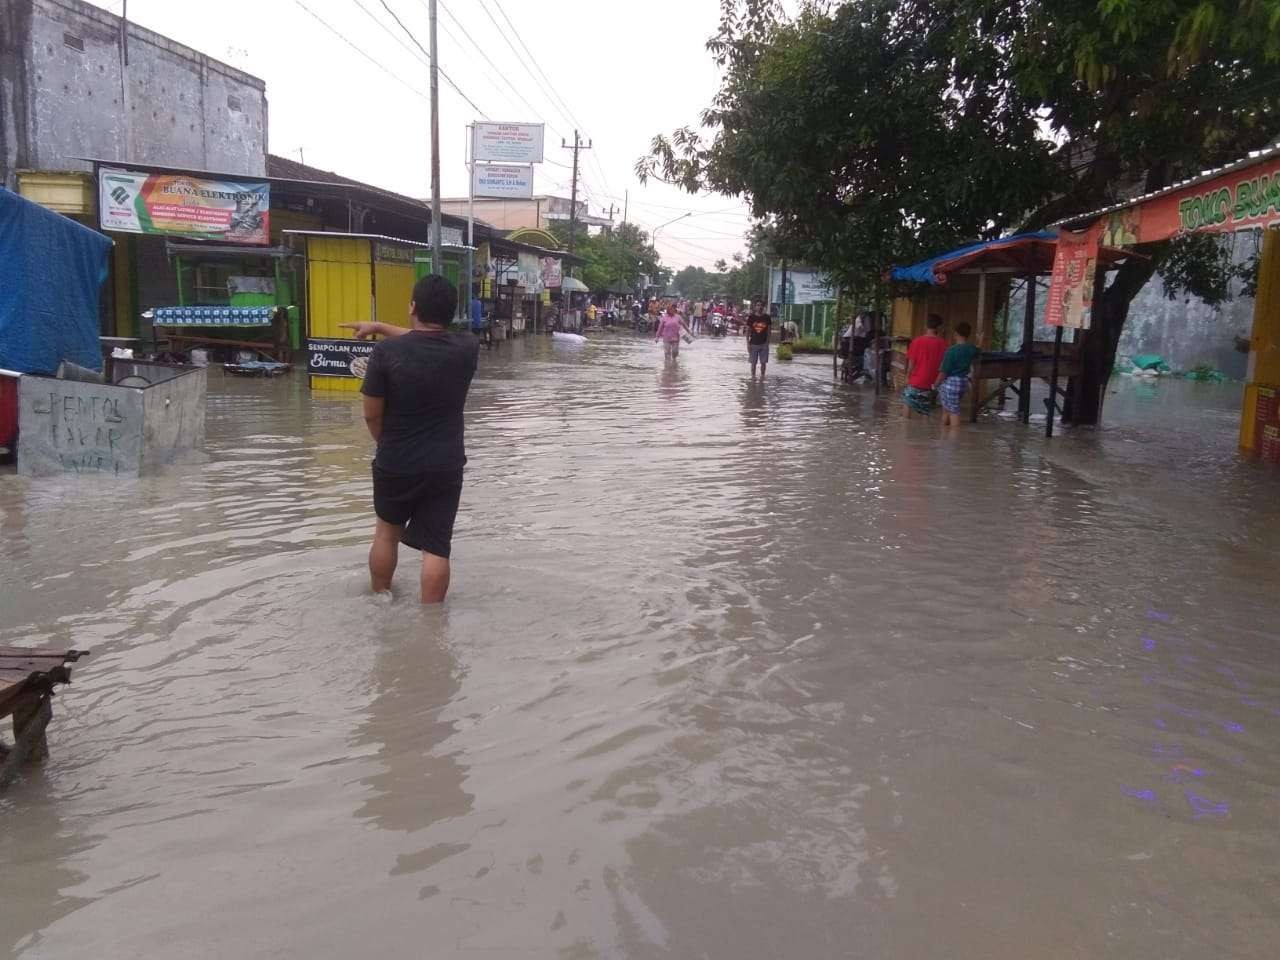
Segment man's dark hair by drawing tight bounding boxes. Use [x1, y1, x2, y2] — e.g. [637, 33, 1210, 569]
[926, 313, 944, 330]
[955, 320, 972, 337]
[411, 274, 457, 325]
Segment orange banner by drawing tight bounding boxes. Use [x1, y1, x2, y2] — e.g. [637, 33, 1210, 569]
[1104, 155, 1280, 246]
[1046, 225, 1101, 329]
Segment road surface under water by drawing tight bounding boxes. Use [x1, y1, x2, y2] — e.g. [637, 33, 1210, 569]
[2, 335, 1278, 959]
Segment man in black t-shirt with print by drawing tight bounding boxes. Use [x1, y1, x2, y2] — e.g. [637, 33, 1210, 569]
[342, 274, 479, 603]
[746, 299, 772, 378]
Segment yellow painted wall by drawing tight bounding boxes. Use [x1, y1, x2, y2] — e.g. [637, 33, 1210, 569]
[16, 170, 93, 215]
[307, 237, 373, 393]
[373, 262, 415, 326]
[1241, 230, 1280, 450]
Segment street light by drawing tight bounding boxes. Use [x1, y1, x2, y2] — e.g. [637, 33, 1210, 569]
[651, 211, 692, 250]
[650, 212, 691, 295]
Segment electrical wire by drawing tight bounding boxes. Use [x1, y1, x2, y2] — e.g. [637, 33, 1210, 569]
[472, 0, 611, 202]
[294, 0, 430, 102]
[374, 0, 489, 117]
[437, 0, 570, 142]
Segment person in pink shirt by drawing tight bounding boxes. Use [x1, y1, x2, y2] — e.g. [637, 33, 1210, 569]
[654, 301, 693, 361]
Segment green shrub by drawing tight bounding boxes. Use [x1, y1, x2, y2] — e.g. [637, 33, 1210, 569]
[791, 336, 833, 354]
[776, 343, 794, 361]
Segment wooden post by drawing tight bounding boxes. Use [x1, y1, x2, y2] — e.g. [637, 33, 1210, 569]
[1046, 325, 1064, 438]
[832, 292, 841, 380]
[1, 695, 52, 789]
[970, 271, 987, 423]
[1019, 275, 1036, 424]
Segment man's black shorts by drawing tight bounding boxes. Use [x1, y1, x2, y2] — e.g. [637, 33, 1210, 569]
[372, 466, 464, 557]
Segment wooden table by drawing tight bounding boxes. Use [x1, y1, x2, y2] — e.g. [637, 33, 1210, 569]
[970, 345, 1083, 423]
[0, 646, 88, 789]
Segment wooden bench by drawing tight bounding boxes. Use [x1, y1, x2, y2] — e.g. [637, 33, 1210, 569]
[0, 646, 88, 789]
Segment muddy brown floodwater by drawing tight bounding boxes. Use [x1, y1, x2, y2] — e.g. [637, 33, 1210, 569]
[2, 335, 1278, 959]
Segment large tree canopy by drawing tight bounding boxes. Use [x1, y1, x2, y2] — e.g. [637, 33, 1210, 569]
[639, 0, 1280, 420]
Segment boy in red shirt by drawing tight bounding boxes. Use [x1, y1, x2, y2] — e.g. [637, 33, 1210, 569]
[901, 314, 947, 417]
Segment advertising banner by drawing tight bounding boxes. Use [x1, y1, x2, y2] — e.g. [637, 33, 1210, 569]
[472, 122, 545, 164]
[99, 167, 270, 244]
[769, 268, 835, 305]
[1045, 226, 1100, 329]
[1110, 155, 1280, 246]
[307, 338, 375, 379]
[517, 252, 543, 292]
[473, 163, 534, 199]
[540, 257, 563, 289]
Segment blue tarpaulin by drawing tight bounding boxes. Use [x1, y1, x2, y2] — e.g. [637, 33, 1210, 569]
[0, 187, 113, 375]
[890, 231, 1057, 285]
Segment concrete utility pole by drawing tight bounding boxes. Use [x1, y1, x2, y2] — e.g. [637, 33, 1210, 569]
[428, 0, 442, 274]
[562, 130, 592, 255]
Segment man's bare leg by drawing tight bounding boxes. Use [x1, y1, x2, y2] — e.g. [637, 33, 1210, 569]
[370, 519, 401, 593]
[420, 552, 450, 604]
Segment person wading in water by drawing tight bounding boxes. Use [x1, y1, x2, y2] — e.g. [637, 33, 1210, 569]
[342, 274, 479, 603]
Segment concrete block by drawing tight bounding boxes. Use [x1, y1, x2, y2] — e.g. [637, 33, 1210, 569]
[17, 362, 206, 476]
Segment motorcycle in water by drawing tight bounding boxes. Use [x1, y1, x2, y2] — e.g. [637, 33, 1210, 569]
[708, 315, 727, 338]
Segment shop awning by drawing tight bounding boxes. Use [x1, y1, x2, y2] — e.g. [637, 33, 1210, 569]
[560, 276, 589, 293]
[890, 230, 1136, 285]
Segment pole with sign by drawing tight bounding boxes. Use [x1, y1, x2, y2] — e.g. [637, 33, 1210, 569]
[466, 124, 474, 320]
[469, 122, 545, 323]
[428, 0, 442, 275]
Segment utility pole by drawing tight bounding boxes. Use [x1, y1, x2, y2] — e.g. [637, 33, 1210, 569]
[428, 0, 442, 275]
[622, 189, 628, 228]
[562, 130, 592, 255]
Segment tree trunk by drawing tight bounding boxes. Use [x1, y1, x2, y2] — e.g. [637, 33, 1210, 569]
[1065, 252, 1162, 425]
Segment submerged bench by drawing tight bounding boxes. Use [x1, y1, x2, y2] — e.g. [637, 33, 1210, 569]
[0, 646, 88, 789]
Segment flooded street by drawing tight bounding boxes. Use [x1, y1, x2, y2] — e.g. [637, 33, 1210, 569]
[2, 335, 1278, 959]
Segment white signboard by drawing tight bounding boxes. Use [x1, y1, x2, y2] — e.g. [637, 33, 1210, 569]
[770, 268, 836, 305]
[472, 122, 545, 163]
[472, 163, 534, 199]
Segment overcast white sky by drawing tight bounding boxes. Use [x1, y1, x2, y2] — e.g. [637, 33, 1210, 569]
[87, 0, 754, 270]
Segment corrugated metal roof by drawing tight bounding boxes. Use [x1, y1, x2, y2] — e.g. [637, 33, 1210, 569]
[1053, 141, 1280, 228]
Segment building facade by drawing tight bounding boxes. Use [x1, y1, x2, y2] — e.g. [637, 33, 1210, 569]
[1, 0, 267, 199]
[438, 195, 611, 233]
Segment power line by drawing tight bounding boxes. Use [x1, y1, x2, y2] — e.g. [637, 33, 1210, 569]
[491, 0, 615, 200]
[475, 0, 610, 202]
[491, 1, 585, 131]
[374, 0, 488, 117]
[437, 0, 569, 143]
[294, 0, 430, 102]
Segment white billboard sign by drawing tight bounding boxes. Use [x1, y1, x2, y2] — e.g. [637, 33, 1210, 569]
[472, 122, 545, 163]
[769, 267, 836, 305]
[472, 163, 534, 199]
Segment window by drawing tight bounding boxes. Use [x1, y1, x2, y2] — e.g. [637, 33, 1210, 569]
[226, 94, 242, 113]
[62, 32, 84, 52]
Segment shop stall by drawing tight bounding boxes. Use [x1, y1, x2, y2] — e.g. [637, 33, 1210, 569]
[287, 230, 470, 394]
[1048, 145, 1280, 457]
[148, 241, 299, 362]
[890, 232, 1134, 431]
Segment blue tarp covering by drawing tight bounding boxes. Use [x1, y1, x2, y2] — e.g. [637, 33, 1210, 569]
[0, 187, 113, 375]
[890, 231, 1056, 285]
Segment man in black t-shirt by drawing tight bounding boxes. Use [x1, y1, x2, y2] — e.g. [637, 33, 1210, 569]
[746, 299, 772, 378]
[342, 274, 479, 603]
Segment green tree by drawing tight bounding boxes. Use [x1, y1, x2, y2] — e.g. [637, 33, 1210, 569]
[548, 221, 662, 295]
[639, 0, 1280, 422]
